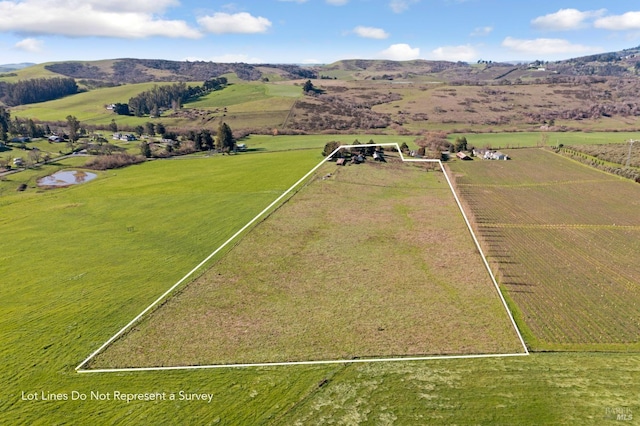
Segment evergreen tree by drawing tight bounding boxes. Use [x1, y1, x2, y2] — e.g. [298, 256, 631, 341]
[0, 107, 10, 142]
[216, 122, 234, 152]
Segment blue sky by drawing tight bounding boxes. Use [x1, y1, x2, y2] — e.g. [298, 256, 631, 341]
[1, 0, 640, 65]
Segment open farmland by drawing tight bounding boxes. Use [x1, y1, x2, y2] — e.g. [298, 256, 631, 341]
[90, 156, 524, 368]
[449, 148, 640, 351]
[1, 138, 639, 424]
[565, 142, 640, 168]
[10, 81, 301, 130]
[10, 82, 178, 123]
[448, 131, 640, 150]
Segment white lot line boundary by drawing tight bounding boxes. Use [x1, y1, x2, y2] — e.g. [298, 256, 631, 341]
[77, 143, 527, 374]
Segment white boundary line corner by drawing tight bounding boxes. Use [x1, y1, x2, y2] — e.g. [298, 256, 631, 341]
[76, 142, 527, 374]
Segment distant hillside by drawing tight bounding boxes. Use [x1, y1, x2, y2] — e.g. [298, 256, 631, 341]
[0, 62, 36, 72]
[40, 59, 317, 84]
[551, 45, 640, 77]
[322, 47, 640, 82]
[6, 45, 640, 85]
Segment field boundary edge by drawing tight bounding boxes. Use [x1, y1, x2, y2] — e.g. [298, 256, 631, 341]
[76, 143, 528, 373]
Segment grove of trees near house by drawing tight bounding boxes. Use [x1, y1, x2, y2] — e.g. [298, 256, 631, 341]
[186, 129, 214, 151]
[0, 108, 49, 141]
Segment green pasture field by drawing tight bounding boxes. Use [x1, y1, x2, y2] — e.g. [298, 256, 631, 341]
[278, 353, 640, 425]
[92, 158, 523, 368]
[2, 136, 639, 424]
[187, 83, 280, 109]
[449, 148, 640, 351]
[11, 82, 178, 124]
[448, 131, 640, 149]
[241, 133, 418, 153]
[10, 81, 302, 131]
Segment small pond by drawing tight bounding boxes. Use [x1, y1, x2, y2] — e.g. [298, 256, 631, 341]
[38, 170, 97, 187]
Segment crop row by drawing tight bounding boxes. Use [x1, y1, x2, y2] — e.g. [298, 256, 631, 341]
[483, 226, 640, 347]
[450, 148, 640, 350]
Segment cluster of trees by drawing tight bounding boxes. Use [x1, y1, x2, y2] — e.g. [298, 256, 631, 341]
[415, 131, 452, 156]
[0, 77, 78, 106]
[0, 107, 51, 142]
[125, 77, 227, 117]
[139, 122, 235, 158]
[184, 129, 214, 151]
[321, 138, 383, 158]
[10, 117, 50, 139]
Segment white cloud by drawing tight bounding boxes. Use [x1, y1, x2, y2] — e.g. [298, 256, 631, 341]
[198, 12, 272, 34]
[326, 0, 349, 5]
[531, 8, 606, 31]
[389, 0, 419, 14]
[378, 43, 420, 61]
[353, 26, 389, 39]
[0, 0, 201, 38]
[431, 45, 477, 62]
[470, 26, 493, 37]
[86, 0, 180, 13]
[14, 37, 44, 53]
[502, 37, 601, 56]
[595, 11, 640, 31]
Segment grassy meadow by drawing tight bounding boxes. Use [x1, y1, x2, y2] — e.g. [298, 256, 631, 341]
[92, 158, 523, 368]
[10, 82, 178, 124]
[10, 81, 303, 131]
[0, 148, 321, 422]
[1, 134, 639, 424]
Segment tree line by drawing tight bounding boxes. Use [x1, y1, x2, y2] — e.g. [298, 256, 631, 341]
[125, 77, 228, 117]
[0, 77, 78, 106]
